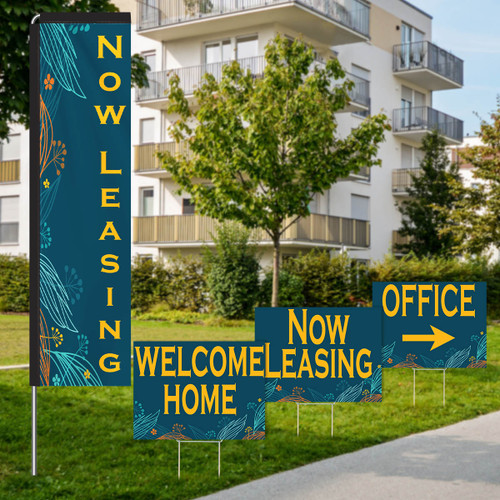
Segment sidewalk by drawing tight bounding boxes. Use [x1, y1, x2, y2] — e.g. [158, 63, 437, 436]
[200, 411, 500, 500]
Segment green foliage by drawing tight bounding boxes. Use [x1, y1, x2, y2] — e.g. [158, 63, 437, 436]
[397, 130, 462, 257]
[259, 269, 304, 307]
[159, 34, 389, 305]
[444, 101, 500, 255]
[184, 0, 213, 15]
[283, 250, 365, 307]
[160, 254, 209, 312]
[0, 0, 149, 141]
[0, 255, 30, 312]
[204, 222, 260, 319]
[130, 256, 168, 312]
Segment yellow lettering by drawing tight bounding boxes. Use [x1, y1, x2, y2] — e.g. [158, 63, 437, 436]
[164, 384, 180, 414]
[441, 284, 458, 317]
[99, 352, 120, 372]
[99, 221, 121, 240]
[161, 346, 175, 377]
[100, 151, 122, 174]
[95, 105, 126, 125]
[101, 254, 119, 273]
[356, 349, 372, 379]
[289, 309, 307, 344]
[461, 284, 475, 317]
[99, 72, 121, 92]
[101, 188, 120, 208]
[135, 346, 159, 376]
[382, 284, 399, 317]
[222, 384, 237, 415]
[98, 35, 122, 59]
[99, 320, 120, 339]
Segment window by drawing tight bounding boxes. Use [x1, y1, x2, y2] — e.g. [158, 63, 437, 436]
[236, 35, 258, 60]
[140, 118, 155, 144]
[205, 40, 232, 64]
[0, 196, 19, 244]
[182, 198, 195, 215]
[140, 188, 154, 216]
[351, 64, 370, 118]
[401, 144, 424, 170]
[351, 194, 370, 221]
[0, 134, 21, 161]
[401, 86, 425, 127]
[142, 51, 156, 72]
[401, 23, 424, 67]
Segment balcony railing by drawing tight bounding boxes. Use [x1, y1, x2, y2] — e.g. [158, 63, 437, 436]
[138, 0, 370, 37]
[392, 168, 421, 194]
[0, 160, 20, 183]
[135, 141, 192, 172]
[393, 41, 463, 86]
[137, 56, 370, 111]
[393, 106, 463, 143]
[392, 230, 411, 254]
[134, 214, 370, 248]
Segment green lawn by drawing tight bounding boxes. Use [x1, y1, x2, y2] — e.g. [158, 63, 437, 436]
[1, 315, 499, 499]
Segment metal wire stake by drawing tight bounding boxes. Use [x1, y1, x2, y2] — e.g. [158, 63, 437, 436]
[443, 368, 446, 407]
[32, 386, 37, 476]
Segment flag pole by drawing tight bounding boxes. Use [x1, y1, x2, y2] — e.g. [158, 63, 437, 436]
[32, 386, 37, 476]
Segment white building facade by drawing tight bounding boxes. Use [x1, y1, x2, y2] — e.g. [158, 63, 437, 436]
[0, 0, 464, 265]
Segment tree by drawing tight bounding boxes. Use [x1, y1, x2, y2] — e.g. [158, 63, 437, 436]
[159, 35, 389, 307]
[0, 0, 149, 141]
[396, 130, 461, 257]
[444, 103, 500, 255]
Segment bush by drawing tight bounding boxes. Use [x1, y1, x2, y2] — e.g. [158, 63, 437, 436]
[204, 222, 260, 319]
[283, 250, 366, 307]
[161, 254, 210, 312]
[0, 254, 30, 312]
[259, 269, 304, 307]
[131, 256, 168, 312]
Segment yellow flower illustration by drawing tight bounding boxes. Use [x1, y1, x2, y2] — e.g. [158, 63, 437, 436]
[44, 74, 55, 90]
[43, 178, 50, 189]
[258, 398, 262, 402]
[84, 369, 90, 379]
[276, 385, 282, 391]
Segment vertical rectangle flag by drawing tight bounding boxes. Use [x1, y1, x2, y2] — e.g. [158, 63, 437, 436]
[30, 13, 131, 387]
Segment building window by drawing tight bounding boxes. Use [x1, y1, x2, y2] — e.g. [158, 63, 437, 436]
[0, 196, 19, 244]
[0, 134, 21, 161]
[351, 194, 370, 221]
[140, 188, 154, 216]
[236, 35, 258, 60]
[205, 40, 232, 64]
[351, 64, 370, 118]
[140, 118, 155, 144]
[401, 144, 424, 169]
[141, 51, 156, 72]
[182, 198, 195, 215]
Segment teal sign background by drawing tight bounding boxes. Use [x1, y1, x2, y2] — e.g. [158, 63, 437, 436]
[134, 342, 266, 441]
[256, 308, 383, 403]
[36, 21, 130, 386]
[373, 282, 487, 369]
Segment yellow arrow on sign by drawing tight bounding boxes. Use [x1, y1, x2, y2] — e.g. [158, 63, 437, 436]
[402, 325, 455, 351]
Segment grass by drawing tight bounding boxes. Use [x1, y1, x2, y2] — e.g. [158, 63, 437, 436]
[1, 315, 499, 499]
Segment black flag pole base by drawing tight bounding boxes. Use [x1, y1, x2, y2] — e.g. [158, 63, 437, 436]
[177, 440, 221, 479]
[412, 368, 447, 407]
[296, 402, 335, 437]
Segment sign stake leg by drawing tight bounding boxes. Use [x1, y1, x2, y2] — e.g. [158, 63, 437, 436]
[296, 403, 300, 436]
[413, 368, 416, 406]
[178, 441, 180, 479]
[443, 369, 446, 407]
[218, 441, 221, 478]
[32, 386, 37, 476]
[331, 403, 334, 438]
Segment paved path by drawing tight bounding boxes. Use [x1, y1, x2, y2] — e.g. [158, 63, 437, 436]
[200, 411, 500, 500]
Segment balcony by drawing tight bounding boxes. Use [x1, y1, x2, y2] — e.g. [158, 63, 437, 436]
[138, 0, 370, 46]
[134, 141, 192, 176]
[392, 230, 411, 254]
[136, 56, 370, 114]
[392, 107, 463, 145]
[393, 41, 463, 91]
[392, 168, 421, 195]
[0, 160, 20, 183]
[133, 214, 370, 249]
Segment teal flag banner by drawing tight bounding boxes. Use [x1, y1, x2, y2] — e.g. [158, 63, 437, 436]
[255, 308, 383, 403]
[30, 13, 131, 386]
[373, 282, 487, 369]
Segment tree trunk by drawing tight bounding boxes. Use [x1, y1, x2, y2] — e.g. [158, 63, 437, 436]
[271, 233, 280, 307]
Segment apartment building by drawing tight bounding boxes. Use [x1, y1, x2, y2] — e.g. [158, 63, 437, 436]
[0, 0, 464, 265]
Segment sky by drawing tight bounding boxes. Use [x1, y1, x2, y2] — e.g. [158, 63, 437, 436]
[407, 0, 500, 136]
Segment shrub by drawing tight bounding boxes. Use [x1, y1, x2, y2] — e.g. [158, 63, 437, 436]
[161, 254, 210, 312]
[283, 250, 365, 307]
[0, 254, 30, 312]
[130, 256, 168, 312]
[259, 269, 304, 307]
[204, 222, 260, 319]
